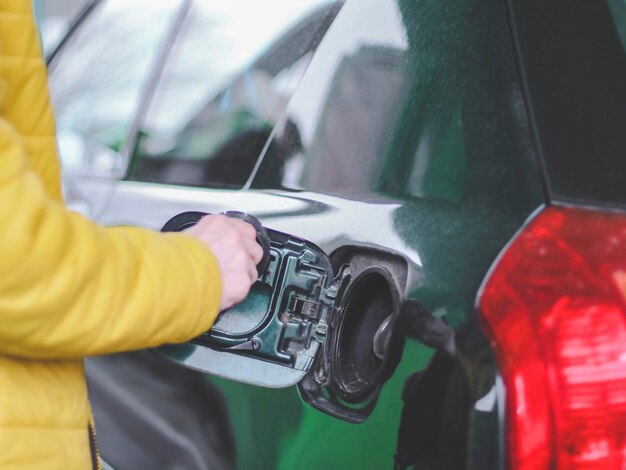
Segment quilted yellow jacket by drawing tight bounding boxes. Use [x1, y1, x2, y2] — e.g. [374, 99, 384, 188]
[0, 1, 223, 468]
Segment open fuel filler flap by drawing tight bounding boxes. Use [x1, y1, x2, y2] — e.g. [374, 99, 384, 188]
[159, 211, 403, 423]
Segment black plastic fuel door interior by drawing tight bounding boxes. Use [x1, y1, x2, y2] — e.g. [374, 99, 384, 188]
[159, 221, 339, 389]
[159, 213, 405, 423]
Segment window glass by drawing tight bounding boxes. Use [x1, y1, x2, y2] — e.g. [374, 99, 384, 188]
[48, 0, 182, 175]
[129, 0, 342, 188]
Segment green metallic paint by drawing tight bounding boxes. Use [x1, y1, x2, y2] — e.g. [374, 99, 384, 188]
[213, 341, 434, 470]
[221, 0, 544, 465]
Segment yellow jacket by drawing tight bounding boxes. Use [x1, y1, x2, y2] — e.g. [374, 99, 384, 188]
[0, 1, 223, 468]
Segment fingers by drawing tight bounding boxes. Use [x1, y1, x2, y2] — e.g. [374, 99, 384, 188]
[234, 239, 259, 284]
[187, 213, 265, 311]
[217, 216, 257, 239]
[243, 236, 264, 265]
[202, 215, 263, 264]
[249, 262, 259, 284]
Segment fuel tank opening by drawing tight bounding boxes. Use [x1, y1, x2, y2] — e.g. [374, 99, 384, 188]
[333, 268, 397, 403]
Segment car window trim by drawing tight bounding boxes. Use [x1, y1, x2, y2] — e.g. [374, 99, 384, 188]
[45, 0, 104, 66]
[121, 0, 193, 180]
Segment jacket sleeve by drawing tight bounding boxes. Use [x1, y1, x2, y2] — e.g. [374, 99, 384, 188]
[0, 120, 223, 358]
[0, 0, 222, 358]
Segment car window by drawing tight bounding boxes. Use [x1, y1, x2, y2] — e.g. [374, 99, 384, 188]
[48, 0, 183, 175]
[128, 0, 343, 189]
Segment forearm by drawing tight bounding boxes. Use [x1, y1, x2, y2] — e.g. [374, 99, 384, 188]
[0, 122, 222, 358]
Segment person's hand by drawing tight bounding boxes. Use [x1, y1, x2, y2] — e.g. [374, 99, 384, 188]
[186, 214, 263, 310]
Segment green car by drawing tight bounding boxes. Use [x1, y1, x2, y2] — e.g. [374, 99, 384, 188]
[48, 0, 626, 468]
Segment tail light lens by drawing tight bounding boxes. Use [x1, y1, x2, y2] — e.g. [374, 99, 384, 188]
[478, 206, 626, 469]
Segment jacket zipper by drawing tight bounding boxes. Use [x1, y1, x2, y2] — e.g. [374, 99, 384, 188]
[85, 374, 101, 470]
[88, 420, 101, 470]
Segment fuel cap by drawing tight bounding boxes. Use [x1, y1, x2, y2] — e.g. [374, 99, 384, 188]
[161, 211, 271, 277]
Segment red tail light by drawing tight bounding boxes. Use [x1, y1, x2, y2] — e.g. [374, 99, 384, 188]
[478, 206, 626, 469]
